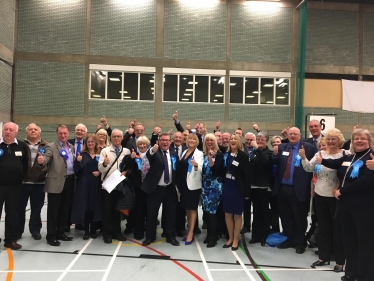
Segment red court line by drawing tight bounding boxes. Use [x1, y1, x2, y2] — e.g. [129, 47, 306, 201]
[127, 238, 204, 281]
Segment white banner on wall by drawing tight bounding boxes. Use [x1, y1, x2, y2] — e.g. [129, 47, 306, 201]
[342, 79, 374, 113]
[309, 115, 335, 137]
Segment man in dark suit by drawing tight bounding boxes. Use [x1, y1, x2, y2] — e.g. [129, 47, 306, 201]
[172, 111, 203, 151]
[141, 133, 179, 246]
[272, 127, 315, 254]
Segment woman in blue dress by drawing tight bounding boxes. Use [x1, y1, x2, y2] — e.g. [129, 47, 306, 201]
[201, 133, 224, 248]
[71, 134, 102, 240]
[222, 134, 251, 250]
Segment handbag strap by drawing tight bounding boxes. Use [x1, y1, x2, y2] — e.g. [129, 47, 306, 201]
[102, 147, 123, 181]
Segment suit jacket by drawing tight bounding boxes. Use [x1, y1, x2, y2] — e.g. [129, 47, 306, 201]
[43, 140, 75, 194]
[169, 142, 187, 159]
[141, 148, 178, 194]
[174, 122, 203, 151]
[179, 149, 204, 191]
[225, 150, 251, 197]
[272, 141, 315, 201]
[68, 138, 85, 151]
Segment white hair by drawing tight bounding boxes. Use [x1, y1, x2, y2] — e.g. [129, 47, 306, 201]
[75, 123, 87, 132]
[25, 123, 41, 133]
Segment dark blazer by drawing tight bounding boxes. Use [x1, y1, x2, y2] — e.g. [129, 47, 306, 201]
[282, 135, 322, 151]
[225, 150, 251, 198]
[248, 146, 273, 187]
[141, 149, 178, 194]
[272, 141, 315, 201]
[68, 138, 85, 153]
[174, 122, 203, 151]
[169, 142, 187, 158]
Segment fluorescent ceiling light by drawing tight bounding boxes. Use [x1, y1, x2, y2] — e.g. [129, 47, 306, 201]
[230, 83, 236, 86]
[91, 90, 95, 92]
[99, 75, 104, 80]
[100, 71, 107, 75]
[183, 77, 187, 80]
[94, 71, 99, 74]
[213, 99, 218, 102]
[263, 84, 273, 87]
[266, 101, 274, 104]
[215, 94, 223, 97]
[152, 92, 154, 95]
[109, 78, 120, 81]
[149, 80, 154, 83]
[276, 78, 284, 84]
[123, 96, 131, 99]
[185, 89, 193, 92]
[92, 95, 101, 98]
[184, 93, 192, 96]
[213, 79, 217, 81]
[188, 82, 198, 85]
[277, 96, 286, 99]
[119, 91, 128, 94]
[151, 87, 154, 90]
[246, 95, 255, 98]
[181, 98, 189, 101]
[252, 91, 260, 94]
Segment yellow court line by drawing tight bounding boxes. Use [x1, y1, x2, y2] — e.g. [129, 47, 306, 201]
[6, 248, 14, 281]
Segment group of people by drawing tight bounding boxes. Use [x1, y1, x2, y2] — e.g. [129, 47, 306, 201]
[0, 114, 373, 281]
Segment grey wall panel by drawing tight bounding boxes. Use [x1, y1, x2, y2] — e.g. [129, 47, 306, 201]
[0, 62, 12, 115]
[363, 12, 374, 68]
[306, 9, 359, 67]
[0, 0, 15, 51]
[162, 102, 225, 121]
[90, 1, 156, 58]
[303, 107, 358, 125]
[229, 105, 291, 123]
[231, 5, 292, 64]
[17, 0, 86, 54]
[164, 1, 227, 61]
[15, 61, 85, 116]
[88, 100, 155, 119]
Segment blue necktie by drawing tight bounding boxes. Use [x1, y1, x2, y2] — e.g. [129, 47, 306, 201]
[76, 141, 81, 155]
[115, 147, 119, 156]
[163, 151, 170, 184]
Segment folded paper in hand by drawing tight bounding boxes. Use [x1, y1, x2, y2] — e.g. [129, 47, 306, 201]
[102, 170, 126, 193]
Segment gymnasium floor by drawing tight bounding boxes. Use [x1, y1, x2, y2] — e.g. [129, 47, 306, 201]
[1, 202, 344, 281]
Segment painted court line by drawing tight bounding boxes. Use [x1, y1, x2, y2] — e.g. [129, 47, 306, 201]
[0, 270, 106, 273]
[231, 251, 257, 281]
[210, 268, 333, 271]
[56, 238, 93, 281]
[101, 241, 122, 281]
[195, 237, 214, 281]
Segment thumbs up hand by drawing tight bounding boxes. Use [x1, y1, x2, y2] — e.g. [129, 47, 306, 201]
[103, 153, 110, 166]
[37, 152, 44, 165]
[172, 111, 178, 121]
[366, 153, 374, 170]
[131, 148, 137, 159]
[152, 141, 159, 152]
[316, 151, 323, 164]
[76, 152, 82, 162]
[190, 156, 198, 169]
[273, 145, 279, 156]
[298, 145, 306, 160]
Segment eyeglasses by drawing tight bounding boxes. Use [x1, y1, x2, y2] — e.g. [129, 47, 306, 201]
[159, 139, 170, 142]
[288, 133, 300, 136]
[111, 135, 122, 138]
[353, 138, 368, 141]
[86, 141, 96, 144]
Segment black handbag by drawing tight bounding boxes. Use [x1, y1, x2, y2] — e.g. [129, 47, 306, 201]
[115, 178, 136, 210]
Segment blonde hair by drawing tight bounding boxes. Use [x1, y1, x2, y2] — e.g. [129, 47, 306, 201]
[136, 136, 150, 147]
[187, 133, 199, 150]
[96, 129, 110, 146]
[227, 134, 244, 153]
[203, 133, 219, 155]
[325, 128, 345, 148]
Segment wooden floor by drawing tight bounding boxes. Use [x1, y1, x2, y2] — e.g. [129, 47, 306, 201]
[0, 202, 344, 281]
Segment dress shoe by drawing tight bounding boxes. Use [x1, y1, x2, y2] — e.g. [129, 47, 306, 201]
[223, 242, 233, 248]
[295, 246, 305, 254]
[4, 241, 22, 250]
[75, 224, 85, 231]
[161, 232, 166, 238]
[83, 232, 90, 240]
[103, 236, 112, 244]
[194, 227, 201, 235]
[240, 227, 250, 234]
[47, 239, 61, 246]
[112, 233, 126, 241]
[166, 238, 180, 246]
[142, 238, 155, 246]
[57, 233, 73, 241]
[231, 245, 239, 251]
[341, 276, 355, 281]
[32, 233, 42, 240]
[248, 239, 260, 244]
[124, 228, 133, 235]
[277, 240, 295, 249]
[203, 236, 210, 244]
[64, 226, 71, 232]
[202, 221, 207, 229]
[334, 265, 344, 272]
[312, 260, 330, 267]
[90, 232, 97, 239]
[176, 231, 184, 238]
[133, 234, 144, 241]
[185, 237, 194, 245]
[207, 237, 217, 248]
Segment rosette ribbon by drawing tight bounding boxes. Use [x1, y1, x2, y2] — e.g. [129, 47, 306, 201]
[350, 160, 363, 178]
[314, 164, 321, 173]
[59, 149, 68, 161]
[295, 155, 301, 167]
[171, 155, 177, 171]
[39, 147, 45, 155]
[223, 153, 228, 167]
[95, 155, 100, 162]
[187, 158, 192, 172]
[135, 157, 142, 170]
[0, 149, 3, 157]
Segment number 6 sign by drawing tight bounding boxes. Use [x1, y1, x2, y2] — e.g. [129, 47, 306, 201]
[309, 115, 335, 137]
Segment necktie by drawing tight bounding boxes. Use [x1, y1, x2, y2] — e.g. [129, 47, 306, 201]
[283, 146, 293, 180]
[115, 147, 119, 156]
[313, 139, 317, 148]
[76, 141, 81, 155]
[163, 151, 170, 184]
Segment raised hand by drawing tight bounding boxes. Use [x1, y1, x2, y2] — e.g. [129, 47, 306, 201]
[167, 129, 172, 135]
[252, 122, 259, 132]
[250, 139, 258, 150]
[366, 153, 374, 170]
[298, 145, 306, 160]
[100, 115, 107, 125]
[186, 122, 191, 131]
[103, 153, 110, 166]
[190, 156, 197, 168]
[152, 141, 159, 152]
[37, 152, 44, 164]
[129, 119, 136, 129]
[273, 145, 279, 156]
[316, 151, 323, 164]
[76, 152, 82, 162]
[172, 111, 178, 120]
[281, 127, 289, 138]
[131, 148, 137, 159]
[215, 120, 220, 129]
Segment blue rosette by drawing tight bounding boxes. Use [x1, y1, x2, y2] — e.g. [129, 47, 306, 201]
[187, 158, 193, 172]
[59, 149, 68, 161]
[39, 147, 45, 155]
[0, 148, 3, 157]
[171, 155, 177, 171]
[350, 160, 363, 178]
[314, 164, 321, 173]
[135, 158, 142, 170]
[295, 155, 301, 167]
[95, 155, 100, 162]
[223, 153, 228, 167]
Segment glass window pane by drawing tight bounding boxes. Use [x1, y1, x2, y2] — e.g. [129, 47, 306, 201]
[123, 72, 138, 100]
[195, 76, 209, 103]
[245, 78, 259, 104]
[229, 77, 243, 104]
[275, 78, 289, 105]
[107, 72, 122, 100]
[260, 78, 274, 105]
[164, 74, 178, 101]
[140, 73, 154, 101]
[179, 75, 193, 102]
[90, 70, 105, 99]
[210, 76, 224, 103]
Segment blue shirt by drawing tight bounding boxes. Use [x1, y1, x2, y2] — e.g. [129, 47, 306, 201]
[281, 142, 300, 186]
[59, 141, 74, 175]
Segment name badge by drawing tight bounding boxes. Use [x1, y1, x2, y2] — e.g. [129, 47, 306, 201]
[232, 160, 239, 166]
[282, 151, 290, 156]
[15, 151, 22, 156]
[342, 162, 351, 167]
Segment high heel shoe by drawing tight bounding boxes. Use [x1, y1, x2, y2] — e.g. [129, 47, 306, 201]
[223, 242, 232, 248]
[334, 264, 344, 272]
[185, 237, 194, 245]
[231, 245, 238, 251]
[312, 260, 330, 267]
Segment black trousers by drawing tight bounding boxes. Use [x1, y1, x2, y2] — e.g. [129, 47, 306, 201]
[251, 188, 271, 241]
[204, 211, 218, 239]
[269, 194, 280, 232]
[101, 189, 123, 238]
[340, 200, 374, 280]
[127, 187, 147, 239]
[0, 184, 22, 243]
[146, 185, 177, 240]
[46, 177, 74, 240]
[314, 194, 345, 264]
[15, 183, 45, 236]
[277, 185, 309, 247]
[242, 197, 252, 230]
